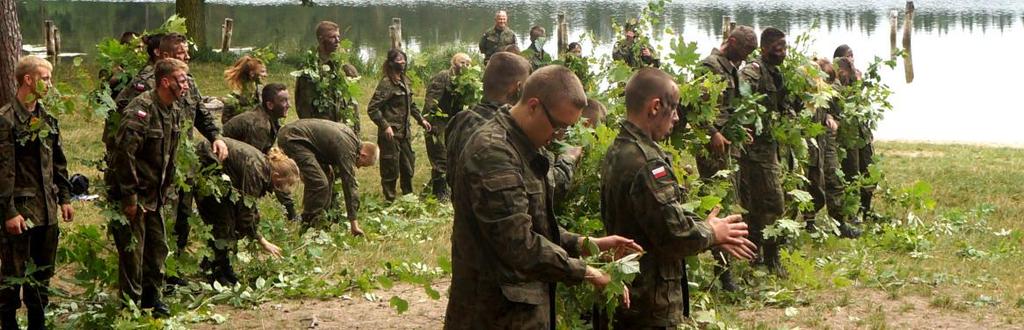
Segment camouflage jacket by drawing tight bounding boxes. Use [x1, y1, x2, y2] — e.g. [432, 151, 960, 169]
[478, 27, 518, 62]
[294, 54, 357, 128]
[424, 69, 467, 123]
[600, 121, 715, 327]
[700, 48, 741, 135]
[367, 76, 424, 139]
[446, 110, 586, 329]
[444, 100, 509, 183]
[223, 104, 281, 154]
[740, 57, 791, 142]
[109, 90, 183, 211]
[221, 81, 261, 124]
[276, 119, 361, 220]
[0, 101, 72, 227]
[521, 42, 552, 70]
[612, 40, 660, 68]
[196, 137, 271, 240]
[109, 66, 220, 143]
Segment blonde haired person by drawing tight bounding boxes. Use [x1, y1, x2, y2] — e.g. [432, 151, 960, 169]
[221, 55, 267, 123]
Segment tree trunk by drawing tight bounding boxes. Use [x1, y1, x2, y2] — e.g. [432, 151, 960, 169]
[176, 0, 207, 50]
[0, 0, 22, 103]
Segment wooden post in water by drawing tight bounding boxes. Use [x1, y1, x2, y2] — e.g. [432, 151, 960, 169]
[389, 18, 403, 50]
[221, 18, 234, 53]
[44, 20, 54, 56]
[557, 14, 567, 55]
[722, 16, 733, 40]
[53, 27, 61, 58]
[889, 9, 899, 57]
[902, 1, 915, 83]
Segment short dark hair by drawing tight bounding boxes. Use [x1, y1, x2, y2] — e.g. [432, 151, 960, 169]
[760, 27, 786, 48]
[530, 25, 545, 40]
[624, 68, 675, 114]
[568, 42, 582, 52]
[159, 33, 187, 54]
[521, 65, 587, 110]
[316, 21, 340, 39]
[119, 31, 139, 45]
[262, 83, 288, 107]
[142, 33, 165, 62]
[482, 52, 531, 99]
[154, 58, 188, 84]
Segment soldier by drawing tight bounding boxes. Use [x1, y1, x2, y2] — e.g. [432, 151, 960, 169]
[445, 52, 531, 177]
[295, 21, 360, 130]
[423, 53, 472, 201]
[223, 83, 300, 221]
[194, 138, 295, 286]
[107, 58, 196, 317]
[478, 10, 518, 64]
[521, 25, 551, 70]
[444, 65, 641, 329]
[567, 42, 583, 56]
[276, 119, 378, 235]
[600, 68, 755, 328]
[612, 21, 660, 69]
[0, 56, 75, 330]
[738, 27, 789, 276]
[834, 47, 875, 223]
[693, 25, 758, 291]
[803, 57, 861, 238]
[367, 49, 431, 202]
[220, 55, 267, 124]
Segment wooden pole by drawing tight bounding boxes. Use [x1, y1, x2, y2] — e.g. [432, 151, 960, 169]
[53, 27, 60, 58]
[389, 17, 402, 50]
[44, 20, 54, 56]
[722, 15, 732, 40]
[221, 18, 234, 53]
[889, 9, 898, 57]
[902, 1, 915, 83]
[559, 18, 568, 55]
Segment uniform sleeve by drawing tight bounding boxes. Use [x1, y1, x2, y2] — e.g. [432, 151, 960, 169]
[469, 166, 588, 283]
[113, 81, 142, 111]
[336, 160, 360, 221]
[50, 119, 72, 204]
[0, 115, 17, 220]
[630, 161, 715, 256]
[110, 109, 148, 197]
[550, 152, 576, 207]
[410, 91, 425, 124]
[612, 42, 626, 61]
[235, 201, 262, 240]
[697, 64, 730, 134]
[189, 86, 223, 142]
[366, 80, 391, 129]
[478, 32, 489, 56]
[424, 72, 447, 117]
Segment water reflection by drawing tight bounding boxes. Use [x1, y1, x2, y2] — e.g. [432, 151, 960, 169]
[17, 0, 1024, 145]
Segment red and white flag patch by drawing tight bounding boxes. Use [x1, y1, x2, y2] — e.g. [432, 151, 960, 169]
[651, 166, 668, 179]
[136, 110, 148, 119]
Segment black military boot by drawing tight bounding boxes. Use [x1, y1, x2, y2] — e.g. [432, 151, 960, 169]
[763, 244, 788, 279]
[285, 202, 300, 222]
[1, 310, 18, 330]
[432, 178, 450, 202]
[838, 222, 862, 239]
[141, 287, 170, 319]
[27, 307, 45, 330]
[716, 265, 738, 292]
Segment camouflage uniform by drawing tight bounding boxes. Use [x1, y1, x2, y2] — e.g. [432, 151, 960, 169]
[803, 97, 847, 226]
[838, 104, 875, 219]
[444, 100, 509, 185]
[294, 54, 360, 132]
[600, 121, 715, 328]
[276, 119, 361, 226]
[367, 76, 424, 201]
[223, 104, 298, 220]
[695, 48, 742, 180]
[521, 42, 551, 70]
[108, 90, 184, 306]
[194, 138, 271, 283]
[423, 69, 467, 200]
[612, 40, 660, 69]
[220, 81, 261, 124]
[738, 58, 787, 263]
[170, 74, 224, 252]
[444, 111, 586, 330]
[478, 27, 518, 63]
[0, 101, 71, 327]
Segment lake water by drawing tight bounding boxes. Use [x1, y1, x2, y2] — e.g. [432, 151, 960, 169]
[18, 0, 1024, 145]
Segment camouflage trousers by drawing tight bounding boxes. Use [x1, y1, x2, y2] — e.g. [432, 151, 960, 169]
[805, 131, 848, 224]
[110, 206, 168, 305]
[378, 134, 415, 201]
[424, 121, 449, 197]
[737, 139, 785, 246]
[841, 138, 875, 218]
[282, 144, 340, 226]
[0, 225, 59, 315]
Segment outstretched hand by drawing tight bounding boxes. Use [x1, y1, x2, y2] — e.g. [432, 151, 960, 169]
[706, 207, 749, 246]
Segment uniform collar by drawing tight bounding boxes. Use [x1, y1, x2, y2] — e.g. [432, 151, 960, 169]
[12, 99, 45, 125]
[710, 48, 737, 74]
[620, 120, 666, 159]
[494, 110, 546, 165]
